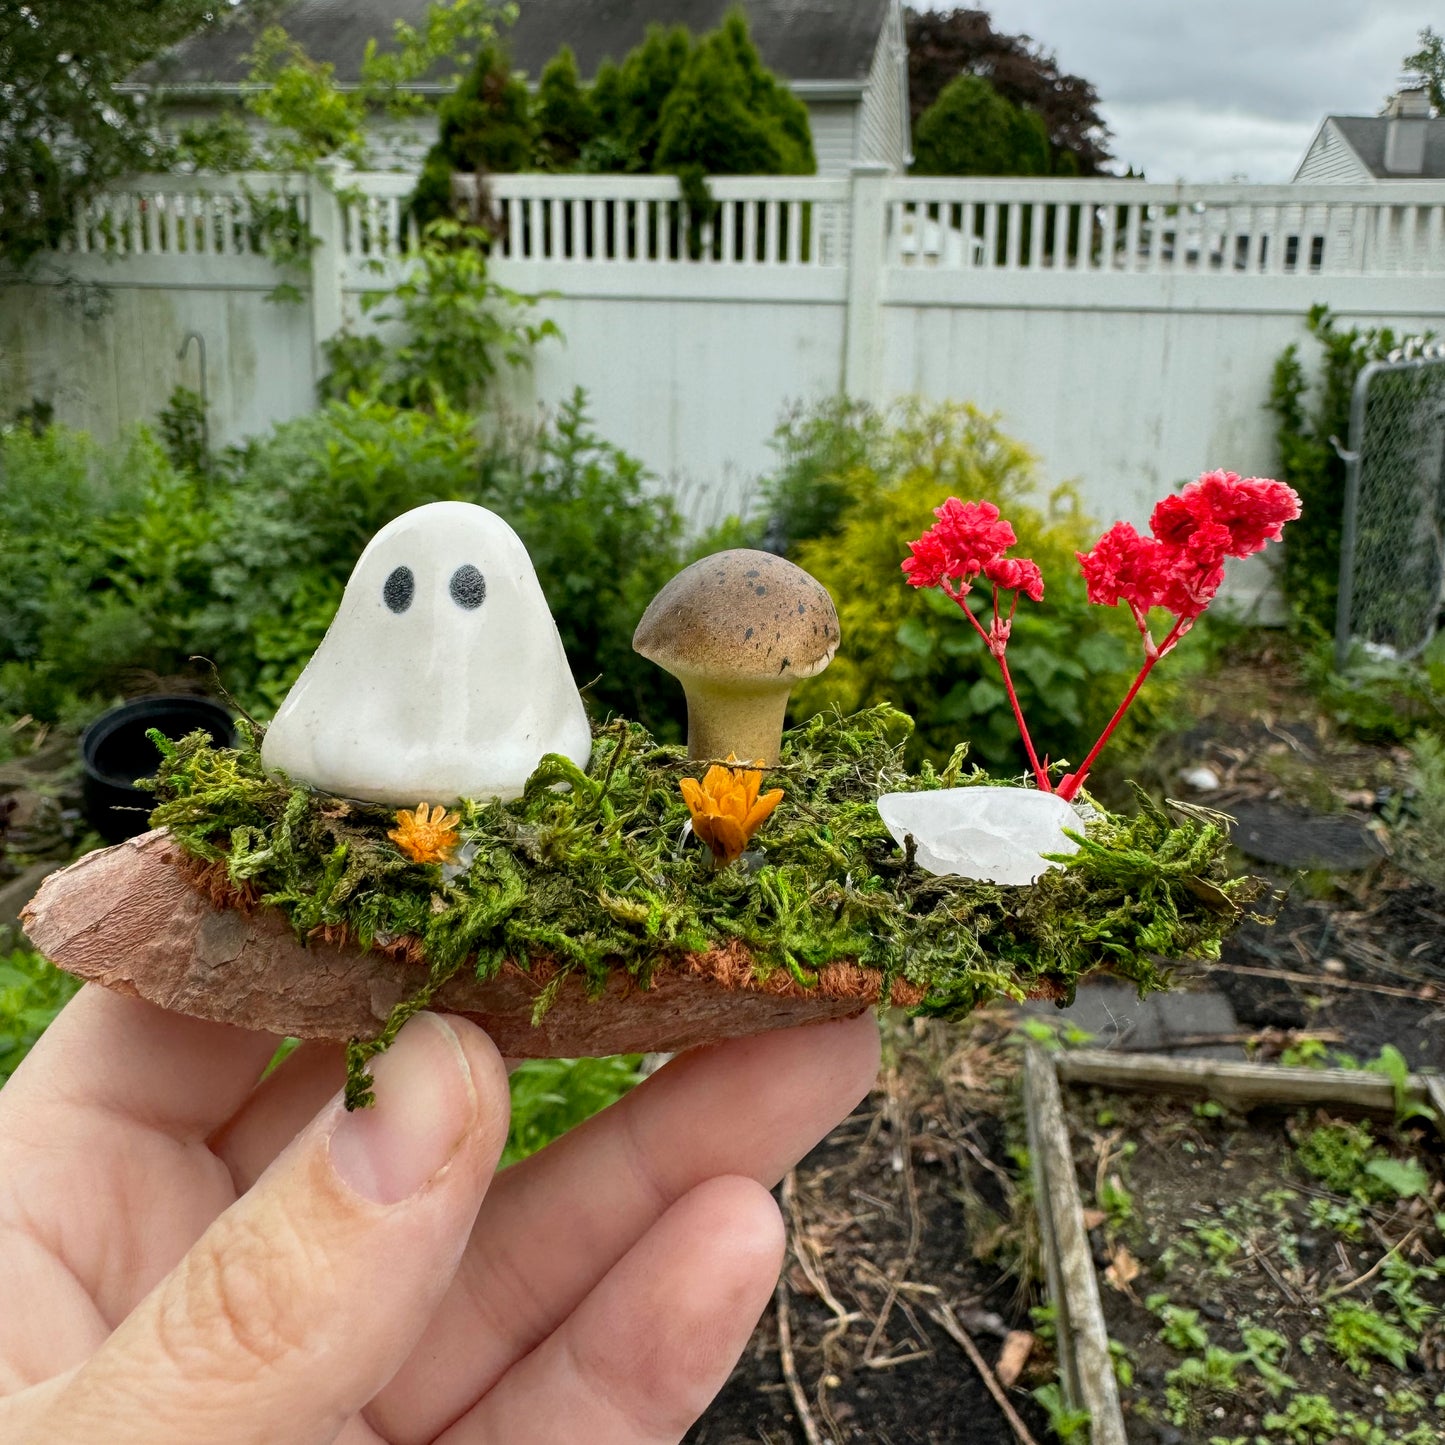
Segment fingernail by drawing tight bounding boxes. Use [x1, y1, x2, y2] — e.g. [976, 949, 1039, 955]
[329, 1014, 477, 1204]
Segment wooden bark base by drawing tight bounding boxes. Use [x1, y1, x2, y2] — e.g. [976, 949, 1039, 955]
[20, 831, 923, 1057]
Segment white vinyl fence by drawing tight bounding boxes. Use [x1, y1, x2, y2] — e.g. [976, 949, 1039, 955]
[6, 167, 1445, 549]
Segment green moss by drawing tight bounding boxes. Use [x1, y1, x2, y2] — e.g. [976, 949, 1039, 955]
[145, 706, 1258, 1106]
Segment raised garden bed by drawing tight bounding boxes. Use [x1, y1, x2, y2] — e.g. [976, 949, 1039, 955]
[1026, 1049, 1445, 1444]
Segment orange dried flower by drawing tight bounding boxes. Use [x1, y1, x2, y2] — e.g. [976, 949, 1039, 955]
[388, 802, 462, 864]
[679, 756, 784, 867]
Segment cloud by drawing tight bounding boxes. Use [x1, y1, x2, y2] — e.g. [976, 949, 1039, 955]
[937, 0, 1438, 180]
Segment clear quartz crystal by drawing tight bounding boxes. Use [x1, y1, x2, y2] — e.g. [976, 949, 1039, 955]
[876, 786, 1082, 886]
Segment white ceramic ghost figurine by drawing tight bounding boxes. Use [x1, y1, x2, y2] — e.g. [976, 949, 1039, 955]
[261, 500, 593, 805]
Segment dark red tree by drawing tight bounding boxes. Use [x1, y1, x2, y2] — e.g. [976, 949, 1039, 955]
[905, 7, 1113, 175]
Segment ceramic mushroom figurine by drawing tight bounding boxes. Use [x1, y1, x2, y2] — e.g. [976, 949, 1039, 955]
[261, 500, 593, 804]
[633, 549, 839, 764]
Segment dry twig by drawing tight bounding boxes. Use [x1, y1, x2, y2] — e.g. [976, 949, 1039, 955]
[774, 1272, 826, 1445]
[927, 1301, 1042, 1445]
[863, 1075, 922, 1364]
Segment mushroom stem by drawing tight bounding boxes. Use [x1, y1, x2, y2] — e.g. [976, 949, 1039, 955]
[683, 682, 791, 764]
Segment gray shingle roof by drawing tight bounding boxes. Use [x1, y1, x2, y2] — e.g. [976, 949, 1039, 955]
[1330, 115, 1445, 180]
[147, 0, 889, 90]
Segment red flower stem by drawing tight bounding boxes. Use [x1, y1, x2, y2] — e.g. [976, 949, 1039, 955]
[1059, 615, 1189, 801]
[996, 649, 1051, 792]
[945, 580, 1050, 792]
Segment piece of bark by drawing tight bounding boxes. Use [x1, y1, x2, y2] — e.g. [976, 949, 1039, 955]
[21, 831, 922, 1057]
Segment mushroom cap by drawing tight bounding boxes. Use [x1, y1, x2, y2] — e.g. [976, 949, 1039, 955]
[632, 549, 840, 687]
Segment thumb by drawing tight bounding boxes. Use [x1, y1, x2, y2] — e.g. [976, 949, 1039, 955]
[36, 1012, 508, 1445]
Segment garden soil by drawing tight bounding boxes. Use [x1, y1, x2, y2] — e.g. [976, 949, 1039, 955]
[1062, 1087, 1444, 1441]
[689, 1017, 1052, 1445]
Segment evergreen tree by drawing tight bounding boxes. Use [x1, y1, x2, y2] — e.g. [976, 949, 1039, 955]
[906, 7, 1111, 175]
[596, 25, 693, 172]
[911, 74, 1049, 176]
[654, 9, 814, 178]
[412, 40, 533, 225]
[533, 46, 594, 170]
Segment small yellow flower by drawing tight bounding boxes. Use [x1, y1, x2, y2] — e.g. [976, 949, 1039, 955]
[679, 756, 784, 867]
[388, 802, 462, 864]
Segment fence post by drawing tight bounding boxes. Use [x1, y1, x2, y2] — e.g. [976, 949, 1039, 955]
[842, 162, 890, 402]
[306, 172, 346, 390]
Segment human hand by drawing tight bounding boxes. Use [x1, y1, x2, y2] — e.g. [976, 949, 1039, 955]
[0, 987, 879, 1444]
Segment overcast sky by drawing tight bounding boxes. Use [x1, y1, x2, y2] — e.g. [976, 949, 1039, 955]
[959, 1, 1439, 181]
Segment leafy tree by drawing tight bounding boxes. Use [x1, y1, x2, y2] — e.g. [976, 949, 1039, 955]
[905, 7, 1112, 175]
[912, 74, 1049, 176]
[654, 9, 814, 178]
[0, 0, 226, 266]
[244, 26, 369, 169]
[239, 0, 505, 173]
[533, 45, 594, 170]
[412, 39, 534, 227]
[1401, 26, 1443, 112]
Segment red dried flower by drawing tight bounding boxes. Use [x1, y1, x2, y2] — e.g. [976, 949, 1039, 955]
[901, 529, 953, 589]
[932, 497, 1017, 571]
[983, 554, 1045, 602]
[1192, 470, 1301, 557]
[1157, 554, 1226, 621]
[1149, 492, 1202, 548]
[1150, 471, 1302, 560]
[1076, 522, 1170, 612]
[900, 496, 1049, 789]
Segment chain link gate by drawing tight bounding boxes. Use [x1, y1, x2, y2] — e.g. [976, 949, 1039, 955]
[1335, 343, 1445, 671]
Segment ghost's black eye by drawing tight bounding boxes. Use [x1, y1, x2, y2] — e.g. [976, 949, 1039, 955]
[449, 564, 486, 610]
[383, 566, 414, 614]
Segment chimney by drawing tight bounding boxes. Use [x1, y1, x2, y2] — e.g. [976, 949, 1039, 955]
[1384, 85, 1430, 174]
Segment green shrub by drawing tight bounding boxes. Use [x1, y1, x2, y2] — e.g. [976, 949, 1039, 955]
[503, 1055, 643, 1165]
[769, 399, 1149, 774]
[912, 73, 1050, 176]
[0, 391, 685, 734]
[0, 949, 80, 1087]
[757, 396, 887, 553]
[321, 221, 559, 412]
[0, 423, 213, 720]
[1269, 306, 1408, 633]
[479, 391, 687, 738]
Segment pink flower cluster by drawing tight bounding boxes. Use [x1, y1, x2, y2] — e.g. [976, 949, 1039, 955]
[902, 499, 1044, 602]
[1077, 472, 1301, 635]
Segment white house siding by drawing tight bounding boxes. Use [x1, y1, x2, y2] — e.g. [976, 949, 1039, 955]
[1294, 121, 1374, 184]
[857, 1, 909, 172]
[808, 103, 861, 176]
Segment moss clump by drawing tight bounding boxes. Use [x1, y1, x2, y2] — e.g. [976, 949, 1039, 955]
[146, 706, 1258, 1104]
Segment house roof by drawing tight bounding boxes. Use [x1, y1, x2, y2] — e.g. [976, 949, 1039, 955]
[144, 0, 891, 92]
[1327, 115, 1445, 180]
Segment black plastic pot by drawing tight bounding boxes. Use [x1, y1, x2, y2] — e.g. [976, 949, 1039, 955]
[81, 696, 236, 843]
